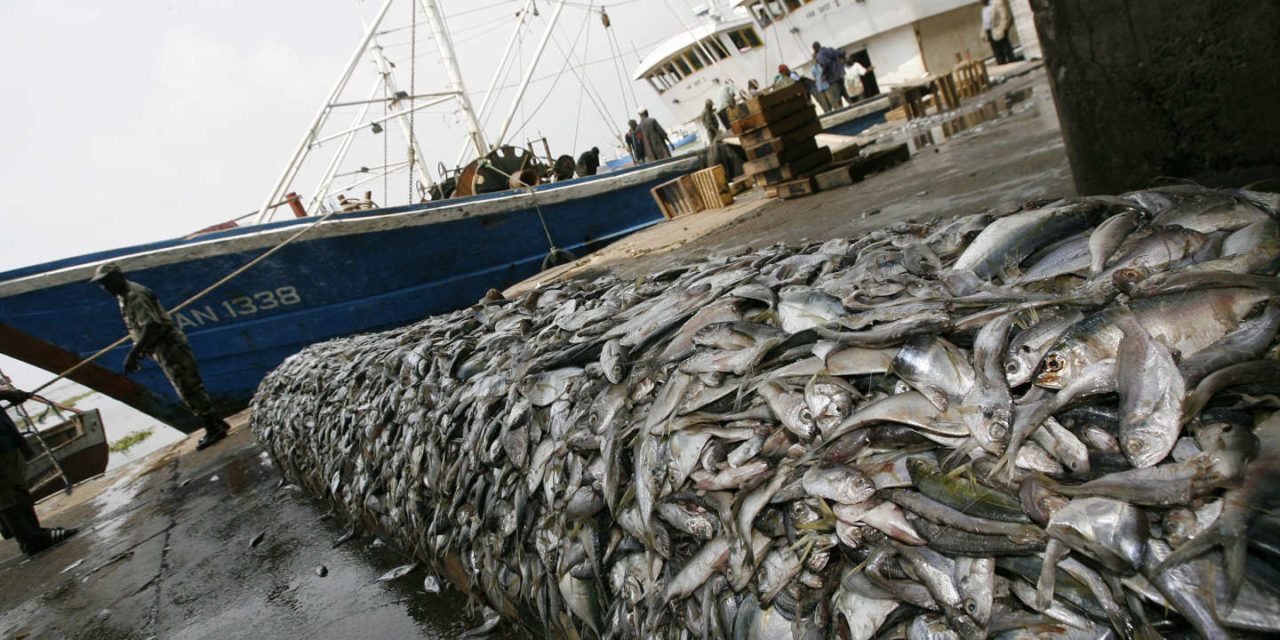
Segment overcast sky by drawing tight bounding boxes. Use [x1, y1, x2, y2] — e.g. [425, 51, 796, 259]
[0, 0, 712, 274]
[0, 0, 733, 392]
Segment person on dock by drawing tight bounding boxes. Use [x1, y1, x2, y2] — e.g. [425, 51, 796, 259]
[713, 78, 737, 129]
[636, 108, 671, 161]
[575, 147, 600, 177]
[813, 41, 847, 110]
[846, 57, 879, 99]
[811, 60, 834, 113]
[625, 119, 646, 165]
[772, 64, 800, 89]
[90, 263, 231, 451]
[701, 99, 720, 141]
[982, 0, 1015, 64]
[0, 388, 78, 557]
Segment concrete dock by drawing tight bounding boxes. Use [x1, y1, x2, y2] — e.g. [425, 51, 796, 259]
[3, 64, 1071, 639]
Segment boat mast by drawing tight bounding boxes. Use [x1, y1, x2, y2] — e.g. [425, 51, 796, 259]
[254, 0, 397, 223]
[494, 0, 568, 148]
[417, 0, 489, 159]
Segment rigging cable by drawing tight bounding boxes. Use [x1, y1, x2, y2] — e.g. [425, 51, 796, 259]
[571, 1, 595, 152]
[409, 0, 418, 203]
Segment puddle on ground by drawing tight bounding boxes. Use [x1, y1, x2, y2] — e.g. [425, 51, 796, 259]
[893, 87, 1038, 152]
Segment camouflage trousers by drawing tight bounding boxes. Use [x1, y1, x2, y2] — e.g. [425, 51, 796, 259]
[151, 337, 217, 420]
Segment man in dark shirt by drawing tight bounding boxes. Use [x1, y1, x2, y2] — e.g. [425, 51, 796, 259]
[625, 119, 645, 165]
[575, 147, 601, 177]
[92, 263, 230, 451]
[1, 388, 78, 556]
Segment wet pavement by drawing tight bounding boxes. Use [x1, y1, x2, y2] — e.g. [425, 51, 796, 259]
[1, 419, 489, 639]
[4, 64, 1070, 639]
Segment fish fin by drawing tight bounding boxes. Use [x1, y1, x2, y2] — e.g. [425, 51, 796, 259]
[1035, 539, 1069, 611]
[1152, 499, 1248, 583]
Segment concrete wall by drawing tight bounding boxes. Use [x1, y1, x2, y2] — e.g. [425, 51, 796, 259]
[1008, 0, 1041, 59]
[1032, 0, 1280, 195]
[869, 24, 929, 85]
[916, 5, 987, 74]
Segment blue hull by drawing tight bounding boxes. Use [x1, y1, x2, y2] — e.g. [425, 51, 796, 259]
[0, 157, 698, 432]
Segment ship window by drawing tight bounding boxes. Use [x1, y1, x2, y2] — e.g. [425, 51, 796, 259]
[783, 0, 802, 11]
[703, 37, 729, 60]
[673, 56, 691, 76]
[685, 49, 705, 71]
[727, 27, 762, 52]
[665, 62, 682, 81]
[747, 2, 774, 28]
[765, 1, 788, 17]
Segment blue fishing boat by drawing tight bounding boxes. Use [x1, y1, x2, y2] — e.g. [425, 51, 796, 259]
[0, 0, 701, 433]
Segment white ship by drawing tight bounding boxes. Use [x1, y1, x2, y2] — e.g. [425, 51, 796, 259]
[634, 0, 1001, 125]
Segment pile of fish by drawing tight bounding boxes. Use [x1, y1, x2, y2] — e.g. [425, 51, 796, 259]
[252, 184, 1280, 639]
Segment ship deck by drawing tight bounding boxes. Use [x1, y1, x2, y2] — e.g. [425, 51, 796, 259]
[0, 61, 1068, 640]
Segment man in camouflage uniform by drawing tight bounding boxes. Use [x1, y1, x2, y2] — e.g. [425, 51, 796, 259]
[1, 388, 78, 555]
[91, 263, 230, 450]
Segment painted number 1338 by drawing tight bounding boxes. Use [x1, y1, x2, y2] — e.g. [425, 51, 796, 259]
[220, 286, 302, 317]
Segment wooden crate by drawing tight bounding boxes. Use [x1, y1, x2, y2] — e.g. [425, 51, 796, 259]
[751, 146, 832, 185]
[738, 108, 820, 146]
[650, 174, 704, 219]
[729, 94, 810, 134]
[747, 124, 824, 160]
[725, 82, 807, 122]
[690, 165, 734, 209]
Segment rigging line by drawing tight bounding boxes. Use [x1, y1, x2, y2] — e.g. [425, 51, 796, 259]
[508, 3, 594, 142]
[571, 1, 595, 152]
[609, 25, 639, 113]
[409, 0, 418, 204]
[603, 13, 633, 117]
[545, 8, 622, 143]
[26, 205, 355, 398]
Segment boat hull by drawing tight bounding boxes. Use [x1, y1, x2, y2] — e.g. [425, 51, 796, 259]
[0, 158, 698, 432]
[23, 409, 109, 500]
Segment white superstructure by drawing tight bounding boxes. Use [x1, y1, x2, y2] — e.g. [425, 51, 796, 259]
[634, 0, 990, 125]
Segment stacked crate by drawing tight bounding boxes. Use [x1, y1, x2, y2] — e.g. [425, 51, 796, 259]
[727, 83, 832, 198]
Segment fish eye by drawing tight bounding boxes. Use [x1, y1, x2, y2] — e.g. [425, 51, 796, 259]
[1125, 438, 1145, 454]
[1043, 354, 1064, 372]
[1005, 361, 1019, 374]
[990, 424, 1008, 440]
[964, 599, 977, 614]
[1118, 268, 1141, 282]
[800, 408, 814, 423]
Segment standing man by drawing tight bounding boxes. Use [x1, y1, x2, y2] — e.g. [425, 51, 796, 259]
[846, 56, 878, 99]
[701, 99, 720, 141]
[713, 78, 737, 129]
[636, 108, 671, 161]
[91, 263, 230, 451]
[982, 0, 1014, 64]
[624, 119, 646, 165]
[1, 388, 78, 556]
[812, 42, 847, 110]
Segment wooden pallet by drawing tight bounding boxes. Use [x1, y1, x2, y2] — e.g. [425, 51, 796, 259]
[751, 146, 832, 185]
[742, 126, 822, 161]
[741, 138, 820, 173]
[738, 108, 820, 147]
[764, 176, 818, 199]
[650, 174, 704, 219]
[767, 143, 912, 199]
[725, 82, 806, 122]
[689, 165, 734, 209]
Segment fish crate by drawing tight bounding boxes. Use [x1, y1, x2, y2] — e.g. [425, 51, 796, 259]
[650, 174, 705, 219]
[737, 107, 821, 147]
[725, 82, 807, 122]
[689, 164, 734, 209]
[741, 124, 824, 161]
[953, 59, 990, 98]
[728, 94, 811, 135]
